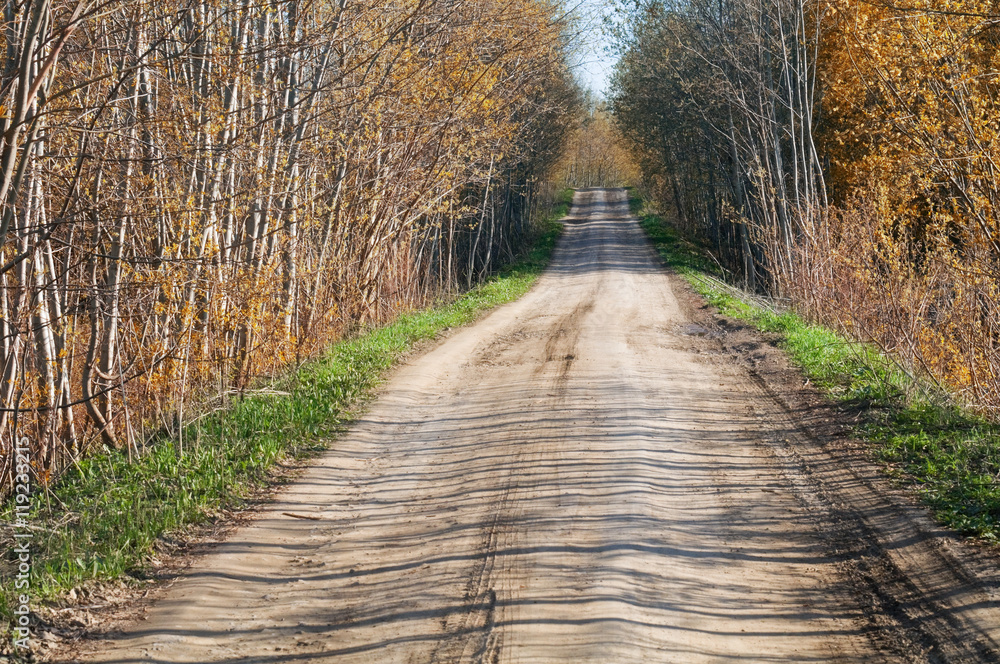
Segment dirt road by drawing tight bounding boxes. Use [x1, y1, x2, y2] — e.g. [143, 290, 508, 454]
[77, 189, 1000, 663]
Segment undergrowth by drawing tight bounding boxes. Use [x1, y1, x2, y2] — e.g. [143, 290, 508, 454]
[631, 191, 1000, 542]
[0, 188, 572, 641]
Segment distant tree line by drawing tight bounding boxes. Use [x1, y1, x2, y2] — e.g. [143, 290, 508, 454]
[556, 98, 638, 189]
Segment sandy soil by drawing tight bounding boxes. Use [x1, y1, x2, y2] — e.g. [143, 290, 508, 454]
[69, 189, 1000, 663]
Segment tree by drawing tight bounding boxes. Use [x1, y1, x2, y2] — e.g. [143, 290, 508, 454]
[0, 0, 579, 494]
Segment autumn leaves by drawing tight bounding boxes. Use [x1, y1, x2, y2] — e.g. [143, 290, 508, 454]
[0, 0, 576, 492]
[611, 0, 1000, 415]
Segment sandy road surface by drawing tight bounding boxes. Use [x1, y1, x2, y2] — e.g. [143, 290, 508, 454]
[77, 189, 1000, 663]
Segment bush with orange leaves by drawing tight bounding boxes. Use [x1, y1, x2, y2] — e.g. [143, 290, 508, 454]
[800, 1, 1000, 414]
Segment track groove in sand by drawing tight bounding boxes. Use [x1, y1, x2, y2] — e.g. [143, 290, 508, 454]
[75, 188, 1000, 663]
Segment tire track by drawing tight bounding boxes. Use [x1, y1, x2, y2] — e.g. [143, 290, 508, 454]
[72, 188, 1000, 664]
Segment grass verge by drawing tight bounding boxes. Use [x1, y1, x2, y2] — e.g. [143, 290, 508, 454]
[631, 192, 1000, 542]
[0, 188, 573, 642]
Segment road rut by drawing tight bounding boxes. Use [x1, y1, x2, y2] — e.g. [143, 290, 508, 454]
[76, 188, 1000, 663]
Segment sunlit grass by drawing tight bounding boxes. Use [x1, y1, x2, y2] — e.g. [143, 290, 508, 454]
[632, 191, 1000, 542]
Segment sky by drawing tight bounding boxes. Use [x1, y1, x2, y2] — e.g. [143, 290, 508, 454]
[576, 48, 617, 97]
[569, 0, 619, 98]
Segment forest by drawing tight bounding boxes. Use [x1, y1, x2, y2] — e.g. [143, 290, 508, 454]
[611, 0, 1000, 416]
[8, 0, 1000, 658]
[0, 0, 579, 494]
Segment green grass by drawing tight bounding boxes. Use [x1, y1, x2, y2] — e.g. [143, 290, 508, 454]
[0, 188, 572, 641]
[631, 191, 1000, 542]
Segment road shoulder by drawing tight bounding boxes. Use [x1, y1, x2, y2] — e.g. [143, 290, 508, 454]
[667, 268, 1000, 661]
